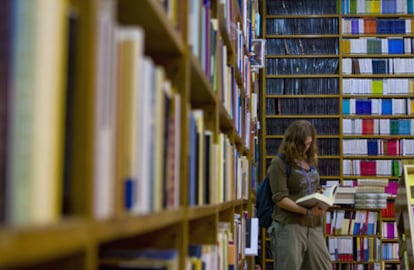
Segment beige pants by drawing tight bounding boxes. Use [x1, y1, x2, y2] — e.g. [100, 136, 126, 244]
[268, 221, 332, 270]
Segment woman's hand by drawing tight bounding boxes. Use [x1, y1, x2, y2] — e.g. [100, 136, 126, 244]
[316, 187, 325, 194]
[308, 204, 326, 217]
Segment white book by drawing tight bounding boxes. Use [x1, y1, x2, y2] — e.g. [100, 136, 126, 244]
[93, 0, 117, 220]
[296, 183, 339, 210]
[135, 57, 155, 214]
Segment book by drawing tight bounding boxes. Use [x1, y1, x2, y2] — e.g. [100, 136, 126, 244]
[296, 184, 339, 210]
[100, 249, 178, 270]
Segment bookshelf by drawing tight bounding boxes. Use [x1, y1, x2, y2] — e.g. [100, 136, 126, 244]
[259, 0, 414, 269]
[0, 0, 260, 269]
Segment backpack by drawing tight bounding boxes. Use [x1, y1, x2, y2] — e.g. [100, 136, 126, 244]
[256, 153, 290, 229]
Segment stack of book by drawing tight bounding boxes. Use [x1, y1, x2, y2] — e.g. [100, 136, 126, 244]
[334, 186, 356, 205]
[354, 178, 389, 209]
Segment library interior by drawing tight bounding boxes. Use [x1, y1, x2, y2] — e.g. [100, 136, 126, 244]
[1, 0, 414, 269]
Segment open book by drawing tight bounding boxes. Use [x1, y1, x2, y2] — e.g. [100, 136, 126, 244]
[296, 184, 339, 210]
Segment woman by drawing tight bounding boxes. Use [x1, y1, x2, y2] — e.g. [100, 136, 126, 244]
[267, 120, 332, 270]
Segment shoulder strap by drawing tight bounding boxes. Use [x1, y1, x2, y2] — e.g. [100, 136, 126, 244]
[276, 152, 290, 177]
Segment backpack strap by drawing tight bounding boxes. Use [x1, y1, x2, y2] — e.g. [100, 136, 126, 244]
[276, 152, 290, 177]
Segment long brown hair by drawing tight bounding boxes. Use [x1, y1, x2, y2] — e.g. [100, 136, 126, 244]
[278, 120, 318, 166]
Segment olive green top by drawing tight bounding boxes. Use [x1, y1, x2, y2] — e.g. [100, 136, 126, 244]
[267, 155, 323, 227]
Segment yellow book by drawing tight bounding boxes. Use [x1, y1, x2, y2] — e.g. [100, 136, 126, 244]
[342, 40, 350, 54]
[409, 80, 414, 94]
[192, 109, 205, 205]
[32, 0, 68, 224]
[367, 0, 380, 14]
[190, 258, 202, 270]
[153, 66, 166, 212]
[371, 80, 383, 95]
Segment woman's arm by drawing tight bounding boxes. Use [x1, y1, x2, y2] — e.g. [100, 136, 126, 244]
[276, 197, 307, 215]
[277, 197, 326, 217]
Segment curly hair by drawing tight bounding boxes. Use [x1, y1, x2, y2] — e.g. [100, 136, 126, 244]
[277, 120, 318, 167]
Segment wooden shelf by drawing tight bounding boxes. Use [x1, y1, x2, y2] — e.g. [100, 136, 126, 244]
[96, 209, 186, 243]
[0, 219, 90, 268]
[117, 0, 185, 58]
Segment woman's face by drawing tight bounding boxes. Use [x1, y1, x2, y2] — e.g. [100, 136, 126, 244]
[304, 136, 312, 152]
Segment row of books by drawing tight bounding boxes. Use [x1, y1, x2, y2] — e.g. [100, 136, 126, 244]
[342, 159, 401, 176]
[1, 0, 257, 224]
[342, 118, 413, 135]
[266, 138, 340, 156]
[266, 98, 339, 115]
[354, 193, 389, 209]
[342, 78, 414, 95]
[265, 58, 339, 75]
[342, 37, 414, 55]
[343, 98, 413, 115]
[266, 118, 340, 135]
[342, 18, 414, 34]
[336, 178, 397, 196]
[381, 243, 399, 260]
[326, 210, 379, 236]
[342, 0, 414, 14]
[331, 262, 381, 270]
[327, 236, 380, 262]
[263, 157, 341, 177]
[266, 18, 338, 35]
[266, 0, 337, 15]
[266, 38, 338, 55]
[343, 58, 414, 75]
[189, 109, 251, 206]
[265, 78, 340, 95]
[98, 218, 248, 270]
[342, 138, 414, 156]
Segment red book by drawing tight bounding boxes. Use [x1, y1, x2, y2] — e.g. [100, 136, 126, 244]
[360, 161, 377, 176]
[362, 119, 374, 135]
[364, 18, 377, 34]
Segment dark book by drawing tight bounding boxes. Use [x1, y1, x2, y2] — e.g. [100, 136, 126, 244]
[0, 0, 12, 222]
[62, 8, 79, 215]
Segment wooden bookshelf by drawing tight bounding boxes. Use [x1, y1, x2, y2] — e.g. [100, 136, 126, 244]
[0, 0, 260, 269]
[259, 0, 414, 269]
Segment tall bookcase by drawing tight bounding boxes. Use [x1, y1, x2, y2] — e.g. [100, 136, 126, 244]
[0, 0, 261, 269]
[260, 0, 414, 269]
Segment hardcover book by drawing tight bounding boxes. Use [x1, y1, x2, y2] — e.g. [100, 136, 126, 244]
[296, 184, 339, 210]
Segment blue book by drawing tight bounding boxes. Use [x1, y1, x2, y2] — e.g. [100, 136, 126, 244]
[342, 99, 350, 115]
[399, 119, 411, 135]
[388, 38, 404, 54]
[381, 99, 392, 115]
[356, 100, 371, 115]
[188, 113, 197, 206]
[408, 0, 414, 14]
[367, 140, 379, 156]
[376, 19, 386, 34]
[124, 178, 134, 210]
